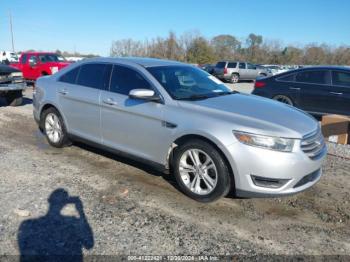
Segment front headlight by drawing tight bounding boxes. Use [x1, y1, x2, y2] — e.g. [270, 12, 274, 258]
[233, 131, 295, 152]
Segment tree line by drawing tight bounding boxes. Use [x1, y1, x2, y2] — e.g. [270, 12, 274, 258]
[110, 31, 350, 65]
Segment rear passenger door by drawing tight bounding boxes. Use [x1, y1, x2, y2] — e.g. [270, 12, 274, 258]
[238, 62, 249, 79]
[331, 70, 350, 115]
[100, 64, 169, 163]
[57, 63, 112, 142]
[294, 70, 334, 114]
[247, 63, 258, 79]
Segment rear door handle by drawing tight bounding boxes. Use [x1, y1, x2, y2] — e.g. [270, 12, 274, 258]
[329, 92, 343, 95]
[58, 89, 68, 95]
[289, 87, 300, 91]
[102, 98, 118, 106]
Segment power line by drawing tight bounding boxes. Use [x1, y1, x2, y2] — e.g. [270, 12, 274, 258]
[9, 11, 15, 52]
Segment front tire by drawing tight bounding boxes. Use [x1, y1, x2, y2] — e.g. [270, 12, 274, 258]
[173, 139, 232, 202]
[41, 107, 70, 148]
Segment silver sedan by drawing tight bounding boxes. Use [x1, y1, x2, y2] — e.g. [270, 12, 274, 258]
[33, 57, 327, 202]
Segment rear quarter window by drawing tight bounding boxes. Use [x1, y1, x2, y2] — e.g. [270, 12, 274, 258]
[276, 74, 296, 82]
[59, 66, 81, 84]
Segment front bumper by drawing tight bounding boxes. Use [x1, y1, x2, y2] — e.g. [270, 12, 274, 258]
[224, 140, 327, 197]
[0, 82, 26, 91]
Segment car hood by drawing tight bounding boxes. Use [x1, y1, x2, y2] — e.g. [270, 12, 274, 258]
[178, 93, 318, 139]
[0, 64, 20, 74]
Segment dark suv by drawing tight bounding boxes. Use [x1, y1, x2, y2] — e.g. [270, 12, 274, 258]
[252, 66, 350, 116]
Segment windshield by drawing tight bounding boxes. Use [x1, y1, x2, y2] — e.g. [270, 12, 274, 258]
[147, 66, 233, 100]
[38, 54, 66, 63]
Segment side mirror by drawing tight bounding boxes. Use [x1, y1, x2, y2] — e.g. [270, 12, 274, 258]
[29, 60, 37, 67]
[129, 89, 161, 102]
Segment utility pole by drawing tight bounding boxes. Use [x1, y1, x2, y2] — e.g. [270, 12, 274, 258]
[9, 11, 15, 52]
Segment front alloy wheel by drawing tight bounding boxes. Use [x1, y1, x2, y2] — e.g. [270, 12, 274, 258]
[173, 139, 232, 202]
[179, 149, 218, 195]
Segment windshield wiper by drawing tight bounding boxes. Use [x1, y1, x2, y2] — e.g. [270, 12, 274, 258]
[177, 94, 212, 101]
[216, 91, 238, 96]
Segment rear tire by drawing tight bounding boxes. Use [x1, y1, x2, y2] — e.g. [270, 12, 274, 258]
[273, 95, 293, 106]
[173, 139, 232, 202]
[5, 91, 23, 106]
[230, 73, 239, 83]
[41, 107, 71, 148]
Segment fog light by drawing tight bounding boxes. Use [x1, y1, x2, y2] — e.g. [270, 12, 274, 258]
[251, 175, 289, 189]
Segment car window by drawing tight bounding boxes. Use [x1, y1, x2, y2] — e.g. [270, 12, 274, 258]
[21, 54, 27, 64]
[76, 63, 112, 90]
[59, 66, 81, 84]
[247, 63, 255, 69]
[110, 65, 152, 95]
[277, 74, 295, 82]
[239, 63, 246, 69]
[332, 71, 350, 87]
[28, 55, 38, 64]
[228, 62, 237, 68]
[296, 70, 328, 84]
[39, 54, 66, 63]
[147, 66, 232, 100]
[215, 62, 226, 68]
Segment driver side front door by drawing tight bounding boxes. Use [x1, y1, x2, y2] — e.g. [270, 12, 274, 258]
[100, 64, 171, 164]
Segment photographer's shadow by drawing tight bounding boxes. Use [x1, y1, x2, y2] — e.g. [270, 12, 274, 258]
[18, 189, 94, 262]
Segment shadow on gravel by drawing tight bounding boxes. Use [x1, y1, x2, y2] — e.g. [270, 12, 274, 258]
[18, 188, 94, 262]
[0, 96, 33, 107]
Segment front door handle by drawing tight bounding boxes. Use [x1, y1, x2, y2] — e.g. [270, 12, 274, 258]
[329, 92, 343, 95]
[289, 87, 300, 91]
[58, 89, 68, 95]
[102, 98, 118, 106]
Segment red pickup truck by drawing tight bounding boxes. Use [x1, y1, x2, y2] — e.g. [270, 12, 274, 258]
[11, 52, 70, 81]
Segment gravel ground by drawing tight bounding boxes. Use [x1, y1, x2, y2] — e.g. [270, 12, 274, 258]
[0, 88, 349, 259]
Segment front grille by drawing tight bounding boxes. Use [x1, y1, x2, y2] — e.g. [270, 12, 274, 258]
[301, 128, 326, 160]
[293, 169, 320, 188]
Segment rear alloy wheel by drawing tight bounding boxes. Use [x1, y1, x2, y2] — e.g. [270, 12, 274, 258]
[42, 108, 70, 148]
[173, 139, 231, 202]
[230, 73, 239, 83]
[273, 95, 293, 106]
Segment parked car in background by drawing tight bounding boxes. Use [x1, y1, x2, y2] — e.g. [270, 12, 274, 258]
[0, 51, 19, 64]
[261, 65, 289, 75]
[253, 66, 350, 116]
[11, 52, 70, 82]
[0, 63, 25, 106]
[34, 57, 326, 202]
[213, 61, 270, 83]
[200, 64, 215, 74]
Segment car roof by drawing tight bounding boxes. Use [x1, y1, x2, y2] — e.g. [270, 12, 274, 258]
[80, 57, 187, 68]
[21, 52, 57, 55]
[270, 65, 350, 79]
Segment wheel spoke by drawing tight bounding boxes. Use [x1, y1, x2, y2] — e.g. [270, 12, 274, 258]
[190, 175, 198, 191]
[202, 173, 214, 190]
